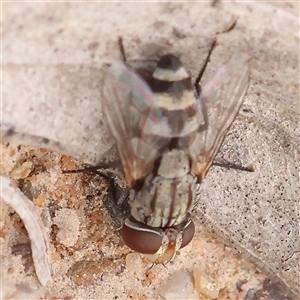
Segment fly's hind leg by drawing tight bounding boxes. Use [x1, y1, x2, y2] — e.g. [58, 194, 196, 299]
[118, 37, 127, 63]
[195, 39, 217, 96]
[212, 160, 254, 172]
[195, 39, 217, 133]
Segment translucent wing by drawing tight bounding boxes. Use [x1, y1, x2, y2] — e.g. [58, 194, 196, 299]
[102, 61, 170, 187]
[190, 55, 250, 182]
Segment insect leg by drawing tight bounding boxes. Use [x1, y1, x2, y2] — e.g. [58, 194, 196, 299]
[63, 167, 130, 222]
[195, 18, 237, 96]
[91, 170, 131, 221]
[118, 37, 127, 63]
[90, 169, 130, 228]
[195, 39, 217, 95]
[217, 20, 237, 34]
[211, 0, 220, 7]
[195, 18, 241, 136]
[195, 40, 217, 133]
[212, 160, 254, 172]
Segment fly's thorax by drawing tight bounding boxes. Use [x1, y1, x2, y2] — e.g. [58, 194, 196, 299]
[157, 148, 190, 178]
[131, 175, 196, 227]
[130, 149, 197, 228]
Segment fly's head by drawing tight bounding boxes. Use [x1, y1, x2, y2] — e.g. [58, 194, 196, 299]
[120, 217, 195, 263]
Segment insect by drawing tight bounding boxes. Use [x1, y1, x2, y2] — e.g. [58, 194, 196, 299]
[98, 40, 250, 262]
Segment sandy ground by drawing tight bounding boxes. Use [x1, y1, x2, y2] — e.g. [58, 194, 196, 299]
[1, 1, 299, 300]
[0, 143, 289, 299]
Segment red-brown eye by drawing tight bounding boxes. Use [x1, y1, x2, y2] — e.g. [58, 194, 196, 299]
[120, 223, 163, 254]
[120, 219, 195, 255]
[180, 220, 195, 249]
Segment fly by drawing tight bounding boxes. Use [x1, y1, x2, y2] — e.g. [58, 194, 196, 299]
[99, 39, 250, 262]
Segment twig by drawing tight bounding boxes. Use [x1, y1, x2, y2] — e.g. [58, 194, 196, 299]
[0, 175, 52, 286]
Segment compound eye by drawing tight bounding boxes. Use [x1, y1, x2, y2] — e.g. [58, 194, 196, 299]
[120, 223, 163, 254]
[180, 220, 195, 249]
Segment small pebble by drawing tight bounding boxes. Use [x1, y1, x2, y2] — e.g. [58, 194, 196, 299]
[53, 208, 80, 247]
[159, 270, 195, 300]
[10, 161, 33, 179]
[125, 253, 144, 276]
[193, 268, 220, 299]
